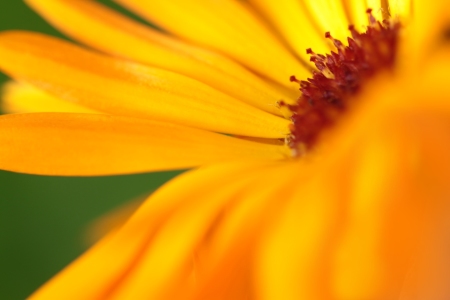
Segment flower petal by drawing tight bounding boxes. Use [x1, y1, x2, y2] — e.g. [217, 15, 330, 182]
[257, 73, 450, 299]
[418, 50, 450, 108]
[301, 0, 350, 41]
[1, 81, 98, 114]
[25, 0, 297, 114]
[331, 110, 450, 299]
[366, 0, 386, 19]
[248, 0, 330, 61]
[257, 173, 339, 300]
[29, 161, 279, 299]
[0, 113, 288, 176]
[388, 0, 411, 21]
[410, 0, 450, 65]
[107, 163, 287, 300]
[84, 196, 146, 246]
[114, 0, 309, 87]
[0, 31, 291, 138]
[186, 162, 302, 300]
[343, 0, 369, 30]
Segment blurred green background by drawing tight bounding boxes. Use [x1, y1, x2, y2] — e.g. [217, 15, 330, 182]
[0, 1, 181, 299]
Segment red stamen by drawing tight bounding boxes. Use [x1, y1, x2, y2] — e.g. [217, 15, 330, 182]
[289, 75, 300, 83]
[287, 11, 401, 153]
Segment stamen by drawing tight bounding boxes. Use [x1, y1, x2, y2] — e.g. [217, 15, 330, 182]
[286, 10, 401, 154]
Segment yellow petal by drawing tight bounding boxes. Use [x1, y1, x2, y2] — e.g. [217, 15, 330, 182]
[249, 0, 330, 61]
[366, 0, 392, 20]
[115, 0, 309, 88]
[26, 0, 297, 115]
[1, 81, 98, 114]
[366, 0, 383, 15]
[0, 31, 291, 138]
[416, 50, 450, 110]
[29, 161, 279, 300]
[343, 0, 369, 30]
[387, 0, 411, 21]
[0, 113, 288, 176]
[302, 0, 351, 42]
[409, 0, 450, 66]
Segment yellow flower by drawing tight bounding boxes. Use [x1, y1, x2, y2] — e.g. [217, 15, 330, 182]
[1, 0, 450, 299]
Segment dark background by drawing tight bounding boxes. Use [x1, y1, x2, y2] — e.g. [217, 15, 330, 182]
[0, 1, 180, 299]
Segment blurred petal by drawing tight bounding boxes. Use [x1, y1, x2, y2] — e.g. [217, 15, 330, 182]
[374, 50, 450, 113]
[409, 0, 450, 66]
[1, 81, 98, 114]
[249, 0, 330, 61]
[26, 0, 297, 114]
[186, 162, 302, 300]
[334, 112, 450, 299]
[84, 196, 147, 246]
[115, 0, 309, 87]
[257, 171, 340, 300]
[331, 102, 450, 299]
[0, 113, 288, 176]
[257, 52, 450, 297]
[0, 31, 291, 138]
[108, 163, 288, 300]
[417, 50, 450, 108]
[29, 161, 280, 299]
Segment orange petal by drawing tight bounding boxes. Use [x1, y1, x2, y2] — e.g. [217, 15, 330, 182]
[108, 163, 286, 300]
[0, 113, 288, 176]
[256, 62, 450, 299]
[257, 171, 340, 300]
[29, 161, 279, 299]
[340, 56, 450, 297]
[115, 0, 309, 88]
[186, 161, 302, 300]
[0, 31, 291, 138]
[409, 0, 450, 66]
[26, 0, 297, 115]
[417, 50, 450, 109]
[249, 0, 330, 61]
[332, 111, 450, 299]
[1, 81, 98, 114]
[83, 196, 147, 246]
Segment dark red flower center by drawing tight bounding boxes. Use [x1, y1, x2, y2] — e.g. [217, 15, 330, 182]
[284, 9, 401, 155]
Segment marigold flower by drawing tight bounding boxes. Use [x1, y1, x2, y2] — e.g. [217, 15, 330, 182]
[1, 0, 450, 299]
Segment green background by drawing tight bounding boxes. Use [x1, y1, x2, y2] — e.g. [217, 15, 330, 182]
[0, 1, 180, 299]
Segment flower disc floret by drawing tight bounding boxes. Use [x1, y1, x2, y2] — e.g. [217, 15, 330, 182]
[286, 10, 401, 154]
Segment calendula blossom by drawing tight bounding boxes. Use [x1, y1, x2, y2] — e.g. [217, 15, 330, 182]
[1, 0, 450, 299]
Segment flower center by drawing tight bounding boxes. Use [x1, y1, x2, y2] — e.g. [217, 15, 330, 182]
[285, 9, 401, 155]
